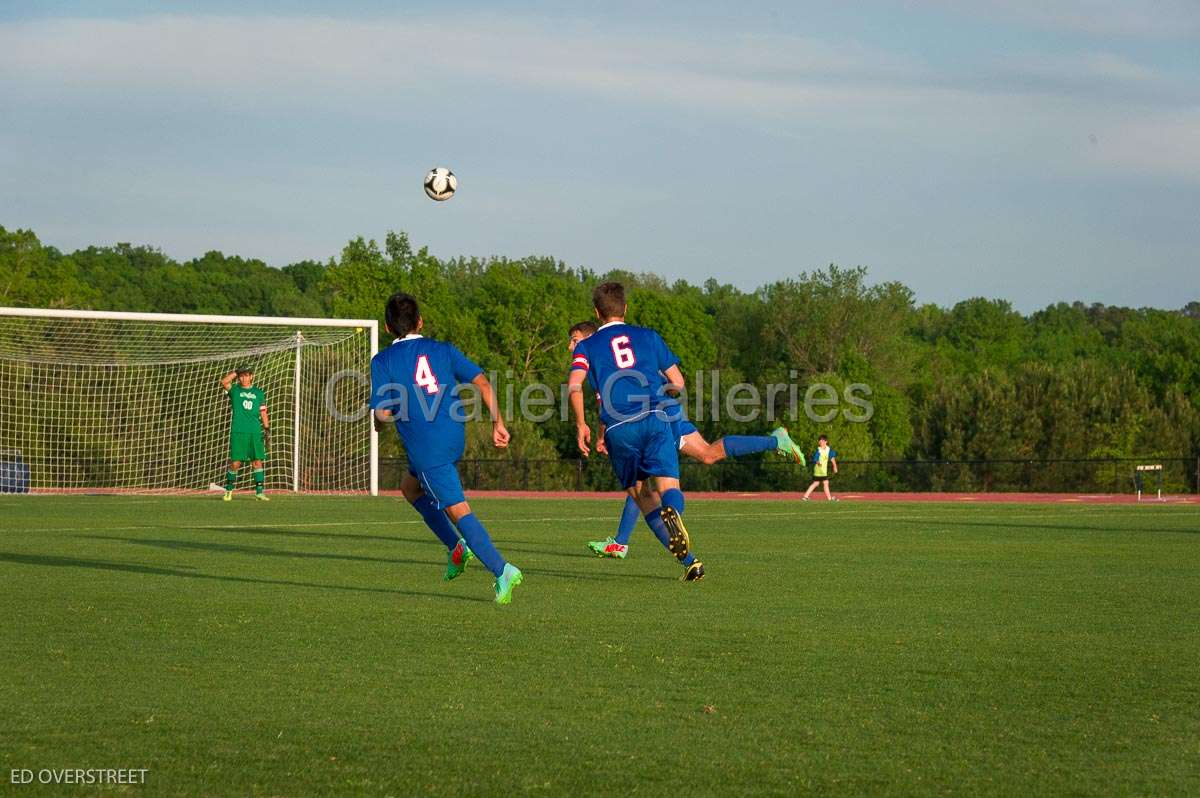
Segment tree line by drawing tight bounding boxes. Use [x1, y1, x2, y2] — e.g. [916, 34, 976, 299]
[3, 224, 1197, 490]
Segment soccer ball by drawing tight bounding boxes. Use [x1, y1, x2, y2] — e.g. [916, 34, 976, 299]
[423, 167, 457, 201]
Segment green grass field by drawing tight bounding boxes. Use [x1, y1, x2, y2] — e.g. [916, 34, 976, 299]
[2, 496, 1198, 796]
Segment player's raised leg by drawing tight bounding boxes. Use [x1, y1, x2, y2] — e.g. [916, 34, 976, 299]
[769, 427, 805, 463]
[679, 428, 801, 465]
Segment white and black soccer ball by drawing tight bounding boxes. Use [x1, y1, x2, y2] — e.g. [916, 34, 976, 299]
[423, 167, 457, 201]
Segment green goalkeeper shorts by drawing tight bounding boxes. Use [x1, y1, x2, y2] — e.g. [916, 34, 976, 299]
[229, 431, 267, 462]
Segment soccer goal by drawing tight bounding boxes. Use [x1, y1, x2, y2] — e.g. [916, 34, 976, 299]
[0, 307, 378, 495]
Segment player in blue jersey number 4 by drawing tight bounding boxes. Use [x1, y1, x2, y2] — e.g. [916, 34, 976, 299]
[370, 293, 523, 605]
[568, 282, 706, 581]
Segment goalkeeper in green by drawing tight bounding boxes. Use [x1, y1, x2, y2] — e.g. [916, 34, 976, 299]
[220, 366, 270, 501]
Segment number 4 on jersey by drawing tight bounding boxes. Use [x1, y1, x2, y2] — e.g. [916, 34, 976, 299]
[611, 335, 636, 368]
[415, 355, 440, 394]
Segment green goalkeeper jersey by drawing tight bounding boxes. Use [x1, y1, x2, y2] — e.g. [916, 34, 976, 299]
[228, 386, 267, 434]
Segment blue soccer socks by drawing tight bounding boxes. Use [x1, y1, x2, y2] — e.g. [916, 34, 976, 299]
[722, 435, 775, 458]
[412, 494, 461, 551]
[661, 488, 685, 515]
[614, 495, 640, 545]
[455, 513, 506, 577]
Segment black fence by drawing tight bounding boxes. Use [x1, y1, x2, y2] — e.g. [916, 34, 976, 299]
[380, 456, 1200, 495]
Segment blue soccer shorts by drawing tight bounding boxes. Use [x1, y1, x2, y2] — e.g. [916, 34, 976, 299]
[410, 463, 467, 509]
[672, 418, 699, 450]
[604, 413, 681, 489]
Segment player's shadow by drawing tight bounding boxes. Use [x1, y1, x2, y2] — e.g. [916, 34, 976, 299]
[191, 528, 674, 567]
[79, 535, 434, 567]
[522, 565, 677, 583]
[191, 525, 430, 546]
[493, 541, 596, 560]
[0, 552, 491, 603]
[86, 535, 676, 582]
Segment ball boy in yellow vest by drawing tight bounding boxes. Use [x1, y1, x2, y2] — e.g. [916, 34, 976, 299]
[802, 434, 838, 502]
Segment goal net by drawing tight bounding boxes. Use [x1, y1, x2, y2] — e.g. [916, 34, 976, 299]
[0, 308, 378, 495]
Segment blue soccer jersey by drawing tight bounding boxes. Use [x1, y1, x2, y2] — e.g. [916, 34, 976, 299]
[370, 334, 484, 472]
[570, 322, 682, 428]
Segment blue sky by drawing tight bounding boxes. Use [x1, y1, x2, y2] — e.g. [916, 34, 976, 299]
[1, 1, 1197, 311]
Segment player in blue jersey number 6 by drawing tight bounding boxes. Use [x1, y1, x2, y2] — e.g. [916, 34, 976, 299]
[370, 292, 523, 605]
[568, 320, 804, 559]
[568, 282, 706, 581]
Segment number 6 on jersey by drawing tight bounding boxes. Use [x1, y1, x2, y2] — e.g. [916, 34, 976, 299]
[611, 335, 636, 368]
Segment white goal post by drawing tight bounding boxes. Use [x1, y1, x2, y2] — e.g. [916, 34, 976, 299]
[0, 307, 378, 495]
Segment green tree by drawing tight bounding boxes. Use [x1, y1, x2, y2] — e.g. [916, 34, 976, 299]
[469, 258, 589, 380]
[7, 222, 1198, 488]
[0, 227, 94, 308]
[626, 285, 717, 376]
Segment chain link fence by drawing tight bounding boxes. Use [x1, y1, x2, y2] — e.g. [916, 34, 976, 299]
[380, 456, 1200, 495]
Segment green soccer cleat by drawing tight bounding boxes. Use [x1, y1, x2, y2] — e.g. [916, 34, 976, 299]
[444, 540, 474, 581]
[660, 506, 690, 562]
[682, 561, 706, 582]
[255, 493, 269, 502]
[587, 537, 628, 559]
[494, 563, 523, 605]
[222, 490, 233, 502]
[771, 426, 805, 464]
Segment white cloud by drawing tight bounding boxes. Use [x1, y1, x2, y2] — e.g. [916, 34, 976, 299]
[0, 14, 1197, 181]
[968, 49, 1193, 107]
[0, 15, 941, 113]
[912, 0, 1200, 38]
[1083, 110, 1200, 178]
[0, 14, 1184, 110]
[1026, 52, 1157, 83]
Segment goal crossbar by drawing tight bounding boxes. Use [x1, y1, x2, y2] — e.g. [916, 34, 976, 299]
[0, 306, 378, 329]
